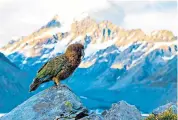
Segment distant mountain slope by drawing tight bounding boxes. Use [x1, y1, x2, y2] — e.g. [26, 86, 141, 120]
[0, 52, 31, 113]
[66, 50, 177, 113]
[0, 53, 18, 69]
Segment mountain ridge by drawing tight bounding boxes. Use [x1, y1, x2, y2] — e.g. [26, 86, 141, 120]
[0, 52, 31, 112]
[0, 14, 176, 57]
[0, 13, 177, 113]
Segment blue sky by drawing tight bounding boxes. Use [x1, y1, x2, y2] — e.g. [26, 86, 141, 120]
[0, 0, 177, 47]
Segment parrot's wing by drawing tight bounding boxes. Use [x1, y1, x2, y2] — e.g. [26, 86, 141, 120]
[36, 55, 66, 79]
[37, 62, 48, 73]
[30, 55, 67, 92]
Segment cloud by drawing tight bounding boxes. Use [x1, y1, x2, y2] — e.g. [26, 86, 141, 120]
[123, 10, 177, 34]
[0, 0, 109, 47]
[0, 0, 177, 47]
[89, 2, 125, 24]
[90, 1, 177, 34]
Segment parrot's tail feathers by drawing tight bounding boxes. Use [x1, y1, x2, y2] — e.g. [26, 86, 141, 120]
[29, 78, 41, 92]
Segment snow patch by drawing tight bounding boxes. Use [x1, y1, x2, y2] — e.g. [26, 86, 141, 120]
[145, 40, 178, 56]
[85, 37, 118, 57]
[50, 36, 72, 56]
[141, 114, 149, 117]
[22, 59, 27, 64]
[43, 44, 55, 49]
[32, 60, 41, 65]
[0, 114, 5, 118]
[162, 55, 174, 61]
[133, 42, 147, 53]
[23, 44, 33, 50]
[70, 36, 83, 44]
[100, 50, 119, 58]
[118, 43, 133, 52]
[41, 54, 50, 59]
[98, 59, 108, 63]
[80, 96, 88, 99]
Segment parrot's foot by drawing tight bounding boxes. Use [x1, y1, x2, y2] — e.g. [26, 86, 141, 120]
[53, 82, 60, 89]
[53, 77, 60, 86]
[60, 84, 72, 91]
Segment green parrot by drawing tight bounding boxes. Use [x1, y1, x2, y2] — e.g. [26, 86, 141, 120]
[29, 43, 84, 92]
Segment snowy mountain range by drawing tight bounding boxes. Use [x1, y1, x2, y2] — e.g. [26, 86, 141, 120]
[0, 13, 177, 113]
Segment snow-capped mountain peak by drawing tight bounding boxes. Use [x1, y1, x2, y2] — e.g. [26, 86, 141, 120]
[0, 14, 177, 69]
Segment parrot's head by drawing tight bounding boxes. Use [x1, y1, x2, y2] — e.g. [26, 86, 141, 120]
[65, 43, 85, 59]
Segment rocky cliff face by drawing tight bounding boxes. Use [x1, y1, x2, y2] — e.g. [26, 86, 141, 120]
[0, 85, 142, 120]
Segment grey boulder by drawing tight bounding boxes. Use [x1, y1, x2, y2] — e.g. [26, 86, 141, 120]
[102, 101, 142, 120]
[152, 102, 177, 115]
[0, 85, 88, 120]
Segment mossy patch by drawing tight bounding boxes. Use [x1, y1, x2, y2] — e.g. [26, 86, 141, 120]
[145, 108, 177, 120]
[65, 101, 73, 109]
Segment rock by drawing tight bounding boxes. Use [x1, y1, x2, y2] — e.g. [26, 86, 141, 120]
[102, 101, 142, 120]
[152, 102, 177, 115]
[0, 85, 88, 120]
[0, 84, 144, 120]
[79, 113, 103, 120]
